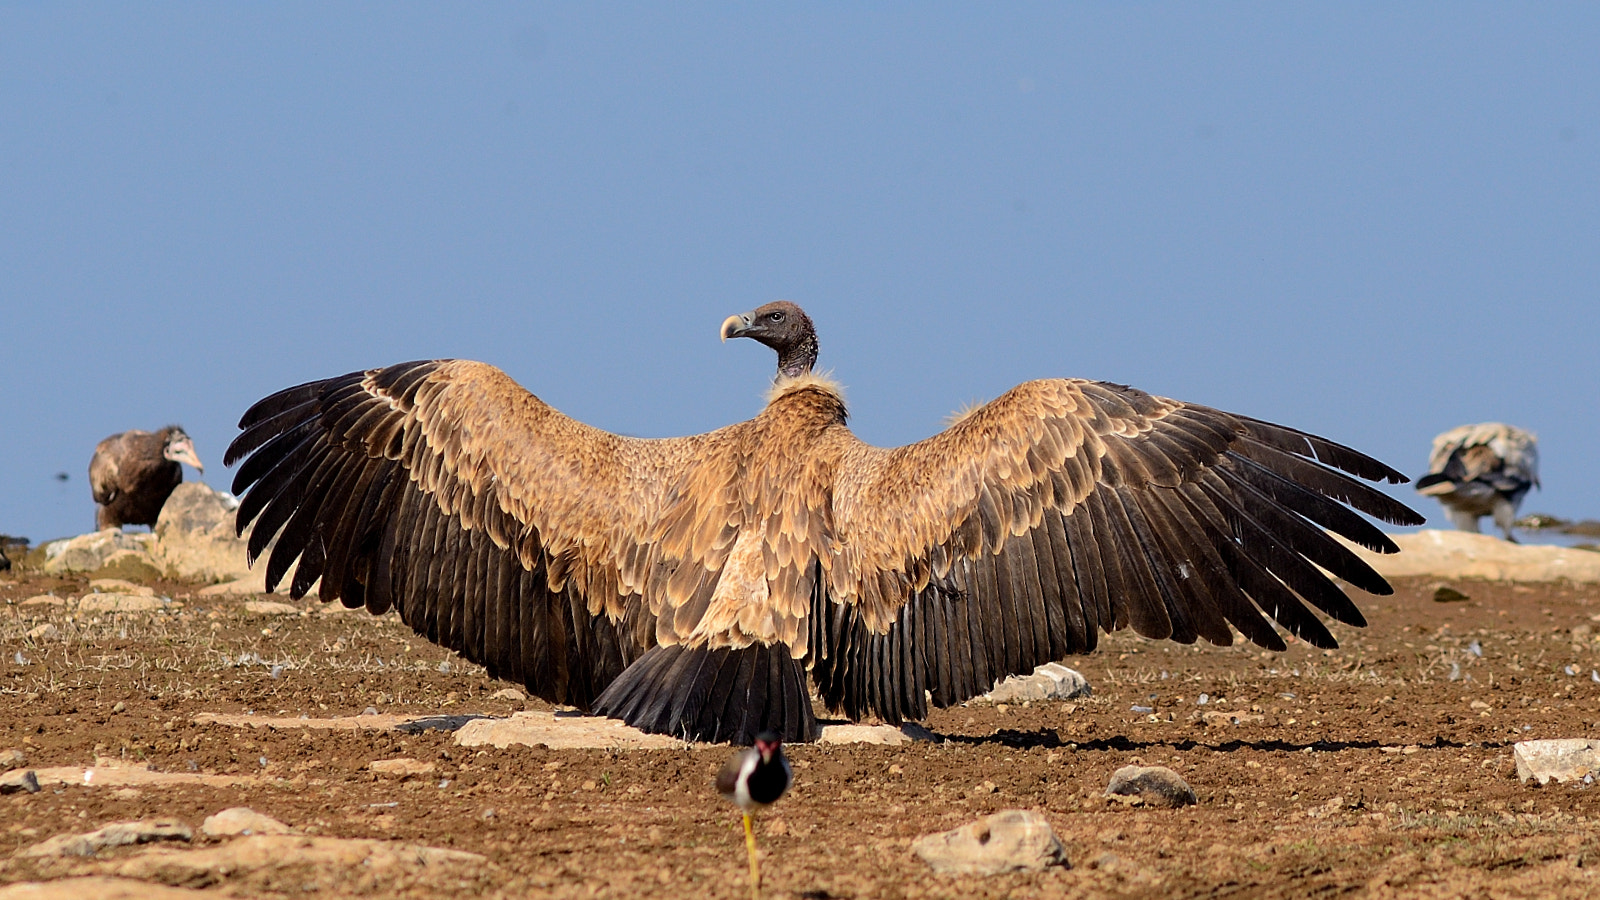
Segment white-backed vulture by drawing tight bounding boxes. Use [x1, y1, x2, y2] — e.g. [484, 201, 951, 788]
[1416, 423, 1539, 541]
[226, 301, 1423, 744]
[90, 426, 205, 530]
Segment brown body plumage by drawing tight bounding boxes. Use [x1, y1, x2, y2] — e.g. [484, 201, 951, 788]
[90, 426, 204, 529]
[227, 302, 1423, 744]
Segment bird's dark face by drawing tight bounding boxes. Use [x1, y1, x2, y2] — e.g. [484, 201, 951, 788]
[720, 301, 808, 349]
[753, 730, 783, 763]
[163, 430, 205, 474]
[720, 301, 818, 377]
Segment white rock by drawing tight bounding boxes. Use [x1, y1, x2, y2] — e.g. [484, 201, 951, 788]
[152, 483, 257, 582]
[243, 600, 300, 615]
[1513, 739, 1600, 784]
[201, 807, 294, 837]
[981, 663, 1091, 704]
[454, 711, 680, 750]
[21, 819, 192, 857]
[1104, 764, 1197, 808]
[1335, 529, 1600, 583]
[369, 758, 437, 778]
[0, 769, 41, 794]
[88, 578, 155, 596]
[1200, 711, 1264, 727]
[0, 876, 210, 900]
[26, 624, 59, 640]
[489, 687, 528, 701]
[26, 762, 257, 791]
[41, 530, 157, 576]
[912, 809, 1069, 875]
[111, 835, 488, 890]
[77, 593, 169, 613]
[815, 723, 936, 745]
[19, 595, 65, 607]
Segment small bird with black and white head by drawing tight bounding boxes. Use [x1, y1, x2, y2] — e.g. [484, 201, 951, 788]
[715, 731, 791, 900]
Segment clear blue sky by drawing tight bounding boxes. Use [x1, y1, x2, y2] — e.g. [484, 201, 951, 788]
[2, 5, 1595, 544]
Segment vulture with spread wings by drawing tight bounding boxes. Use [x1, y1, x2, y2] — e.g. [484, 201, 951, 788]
[227, 302, 1423, 744]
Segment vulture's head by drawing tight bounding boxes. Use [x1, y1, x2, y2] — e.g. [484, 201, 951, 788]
[721, 301, 818, 378]
[161, 426, 205, 474]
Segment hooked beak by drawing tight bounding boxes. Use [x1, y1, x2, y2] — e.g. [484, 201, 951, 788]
[720, 312, 754, 342]
[166, 439, 205, 474]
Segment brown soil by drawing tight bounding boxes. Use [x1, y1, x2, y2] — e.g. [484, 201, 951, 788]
[4, 570, 1600, 898]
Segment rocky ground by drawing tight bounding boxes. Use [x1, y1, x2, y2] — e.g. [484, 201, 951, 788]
[4, 560, 1600, 898]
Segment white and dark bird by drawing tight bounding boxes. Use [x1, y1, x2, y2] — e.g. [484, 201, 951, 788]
[90, 426, 205, 530]
[1416, 423, 1539, 541]
[715, 731, 791, 900]
[226, 302, 1423, 745]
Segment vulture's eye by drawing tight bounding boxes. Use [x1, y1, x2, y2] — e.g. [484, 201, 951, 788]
[768, 312, 784, 322]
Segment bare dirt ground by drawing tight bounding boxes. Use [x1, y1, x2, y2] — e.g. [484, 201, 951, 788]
[4, 567, 1600, 899]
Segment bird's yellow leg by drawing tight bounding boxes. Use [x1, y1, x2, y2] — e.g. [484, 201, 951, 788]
[743, 812, 760, 900]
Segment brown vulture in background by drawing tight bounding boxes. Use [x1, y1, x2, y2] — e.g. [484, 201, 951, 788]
[227, 302, 1424, 744]
[90, 426, 205, 530]
[1416, 422, 1539, 541]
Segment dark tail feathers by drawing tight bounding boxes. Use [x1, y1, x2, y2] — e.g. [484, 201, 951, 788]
[593, 643, 821, 745]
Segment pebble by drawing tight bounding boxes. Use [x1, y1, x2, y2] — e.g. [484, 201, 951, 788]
[1513, 739, 1600, 784]
[814, 722, 936, 746]
[1104, 765, 1197, 808]
[201, 807, 294, 837]
[88, 579, 155, 596]
[912, 809, 1069, 875]
[77, 594, 167, 613]
[1, 769, 42, 794]
[243, 600, 299, 616]
[1201, 711, 1264, 727]
[981, 663, 1091, 704]
[21, 820, 192, 857]
[109, 834, 487, 889]
[369, 758, 438, 778]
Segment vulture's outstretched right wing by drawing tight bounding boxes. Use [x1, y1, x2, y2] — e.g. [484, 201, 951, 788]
[227, 360, 678, 710]
[226, 359, 824, 743]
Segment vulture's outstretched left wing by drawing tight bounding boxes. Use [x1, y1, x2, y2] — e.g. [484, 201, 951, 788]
[811, 378, 1424, 724]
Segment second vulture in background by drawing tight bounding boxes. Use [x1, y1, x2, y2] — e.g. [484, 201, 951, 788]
[1416, 422, 1539, 541]
[91, 426, 205, 530]
[227, 302, 1424, 744]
